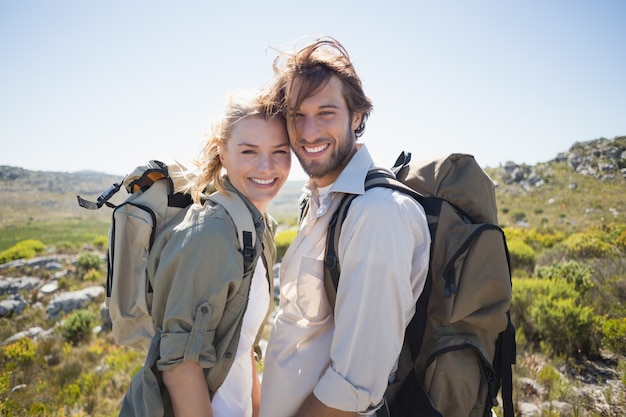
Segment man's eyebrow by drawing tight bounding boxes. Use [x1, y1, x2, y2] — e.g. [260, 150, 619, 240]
[288, 103, 341, 112]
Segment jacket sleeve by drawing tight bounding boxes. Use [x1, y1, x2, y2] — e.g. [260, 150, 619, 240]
[153, 212, 245, 372]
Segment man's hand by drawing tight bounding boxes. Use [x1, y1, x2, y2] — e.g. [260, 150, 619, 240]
[293, 394, 358, 417]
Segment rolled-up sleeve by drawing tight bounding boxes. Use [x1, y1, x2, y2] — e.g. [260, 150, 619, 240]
[313, 189, 430, 413]
[153, 214, 244, 372]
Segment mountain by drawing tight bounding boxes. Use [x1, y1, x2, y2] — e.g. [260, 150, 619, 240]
[2, 136, 625, 232]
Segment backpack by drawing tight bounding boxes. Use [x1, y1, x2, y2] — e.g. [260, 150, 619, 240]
[317, 152, 516, 417]
[77, 160, 257, 351]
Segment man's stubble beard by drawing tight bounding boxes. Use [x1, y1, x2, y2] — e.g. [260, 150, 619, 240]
[294, 124, 357, 180]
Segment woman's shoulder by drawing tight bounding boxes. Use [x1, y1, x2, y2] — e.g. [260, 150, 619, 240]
[174, 201, 236, 241]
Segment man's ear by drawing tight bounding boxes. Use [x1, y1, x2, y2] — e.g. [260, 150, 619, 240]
[351, 112, 363, 132]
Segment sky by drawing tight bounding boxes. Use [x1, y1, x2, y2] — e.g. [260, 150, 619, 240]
[1, 1, 625, 181]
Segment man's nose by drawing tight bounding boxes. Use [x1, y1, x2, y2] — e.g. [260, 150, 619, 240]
[299, 116, 319, 141]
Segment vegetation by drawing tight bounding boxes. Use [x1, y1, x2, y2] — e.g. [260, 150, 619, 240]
[0, 221, 110, 253]
[1, 138, 625, 415]
[0, 239, 46, 264]
[275, 228, 298, 261]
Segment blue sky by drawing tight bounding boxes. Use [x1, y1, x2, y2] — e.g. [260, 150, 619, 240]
[1, 1, 625, 181]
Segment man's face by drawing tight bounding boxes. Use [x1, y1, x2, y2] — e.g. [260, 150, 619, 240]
[288, 75, 362, 187]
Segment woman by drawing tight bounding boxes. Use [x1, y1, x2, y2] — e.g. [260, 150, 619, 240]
[120, 91, 291, 417]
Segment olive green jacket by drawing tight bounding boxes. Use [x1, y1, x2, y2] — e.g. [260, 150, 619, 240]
[119, 182, 276, 416]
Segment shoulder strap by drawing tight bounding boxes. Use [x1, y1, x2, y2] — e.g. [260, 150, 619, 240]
[324, 169, 423, 310]
[208, 192, 257, 266]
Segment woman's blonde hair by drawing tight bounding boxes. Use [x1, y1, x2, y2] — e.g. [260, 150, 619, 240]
[181, 90, 283, 204]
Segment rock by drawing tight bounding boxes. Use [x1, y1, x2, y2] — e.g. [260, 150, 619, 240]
[45, 286, 105, 319]
[0, 294, 28, 317]
[517, 402, 541, 416]
[0, 276, 40, 295]
[3, 326, 53, 345]
[40, 282, 59, 295]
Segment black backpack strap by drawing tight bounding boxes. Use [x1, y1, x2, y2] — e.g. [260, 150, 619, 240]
[208, 192, 257, 268]
[298, 194, 311, 226]
[323, 168, 424, 309]
[77, 182, 122, 210]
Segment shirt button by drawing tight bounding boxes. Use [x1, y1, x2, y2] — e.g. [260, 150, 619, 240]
[224, 352, 232, 359]
[201, 306, 208, 314]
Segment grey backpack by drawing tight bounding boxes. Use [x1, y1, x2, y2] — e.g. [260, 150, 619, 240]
[78, 160, 256, 351]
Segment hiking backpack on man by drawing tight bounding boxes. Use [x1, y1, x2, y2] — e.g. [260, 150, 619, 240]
[318, 151, 516, 417]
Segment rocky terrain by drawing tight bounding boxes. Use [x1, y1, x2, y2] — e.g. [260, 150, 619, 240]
[1, 135, 625, 415]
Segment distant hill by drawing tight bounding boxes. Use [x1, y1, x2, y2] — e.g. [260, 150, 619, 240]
[1, 135, 624, 232]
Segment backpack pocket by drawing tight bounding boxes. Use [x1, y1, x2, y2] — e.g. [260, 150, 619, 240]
[107, 201, 158, 351]
[421, 345, 491, 417]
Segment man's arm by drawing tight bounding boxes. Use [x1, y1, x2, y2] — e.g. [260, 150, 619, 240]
[163, 361, 213, 417]
[294, 394, 358, 417]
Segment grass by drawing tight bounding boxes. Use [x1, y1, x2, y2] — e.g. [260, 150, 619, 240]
[0, 220, 110, 253]
[487, 161, 626, 233]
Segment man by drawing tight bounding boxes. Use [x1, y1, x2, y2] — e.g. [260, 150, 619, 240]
[259, 37, 431, 417]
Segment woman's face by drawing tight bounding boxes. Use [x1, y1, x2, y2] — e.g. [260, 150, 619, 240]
[220, 117, 291, 212]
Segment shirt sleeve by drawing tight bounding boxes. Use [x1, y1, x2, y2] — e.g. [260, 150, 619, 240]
[313, 188, 430, 413]
[154, 213, 244, 372]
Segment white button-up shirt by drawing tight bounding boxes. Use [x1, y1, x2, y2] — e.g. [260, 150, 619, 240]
[260, 145, 430, 416]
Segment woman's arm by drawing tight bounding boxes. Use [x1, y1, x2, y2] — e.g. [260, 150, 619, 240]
[163, 361, 213, 417]
[251, 349, 261, 417]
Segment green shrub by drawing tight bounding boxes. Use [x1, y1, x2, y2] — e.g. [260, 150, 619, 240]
[83, 268, 101, 282]
[76, 252, 102, 274]
[602, 317, 626, 355]
[0, 239, 46, 264]
[92, 235, 108, 251]
[59, 310, 97, 345]
[504, 227, 565, 249]
[537, 364, 570, 401]
[2, 337, 37, 367]
[615, 229, 626, 251]
[530, 296, 600, 357]
[535, 261, 594, 294]
[562, 231, 615, 258]
[507, 239, 536, 272]
[54, 240, 75, 253]
[275, 228, 297, 261]
[512, 277, 601, 357]
[510, 211, 526, 222]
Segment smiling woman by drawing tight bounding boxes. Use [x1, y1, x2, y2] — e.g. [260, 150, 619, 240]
[118, 90, 291, 417]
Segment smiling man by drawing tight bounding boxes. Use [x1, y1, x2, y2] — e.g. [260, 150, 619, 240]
[259, 37, 431, 417]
